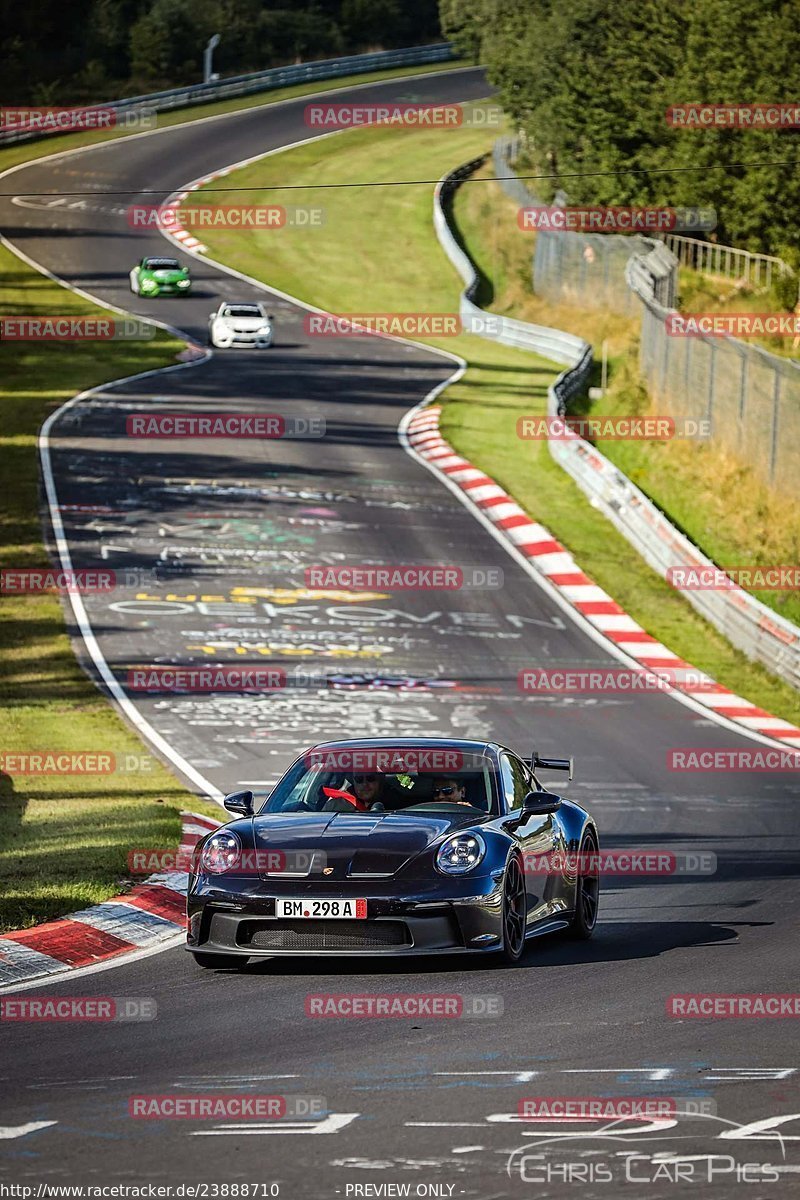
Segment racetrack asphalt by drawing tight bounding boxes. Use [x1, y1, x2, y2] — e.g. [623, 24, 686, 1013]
[0, 68, 799, 1196]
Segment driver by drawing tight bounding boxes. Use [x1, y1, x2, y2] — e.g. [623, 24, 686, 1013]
[432, 776, 473, 806]
[351, 772, 386, 810]
[321, 772, 387, 812]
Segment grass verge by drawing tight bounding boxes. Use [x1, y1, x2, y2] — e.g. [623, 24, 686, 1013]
[184, 116, 800, 727]
[0, 246, 222, 932]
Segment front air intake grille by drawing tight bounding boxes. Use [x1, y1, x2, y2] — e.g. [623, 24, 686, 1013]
[240, 920, 410, 950]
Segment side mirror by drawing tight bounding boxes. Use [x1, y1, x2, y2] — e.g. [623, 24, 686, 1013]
[223, 789, 254, 815]
[209, 312, 217, 320]
[522, 790, 561, 816]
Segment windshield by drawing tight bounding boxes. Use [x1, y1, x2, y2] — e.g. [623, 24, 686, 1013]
[224, 305, 263, 318]
[260, 757, 497, 817]
[145, 258, 180, 269]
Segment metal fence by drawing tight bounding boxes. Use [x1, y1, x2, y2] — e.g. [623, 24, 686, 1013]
[492, 138, 675, 313]
[494, 135, 800, 498]
[664, 233, 793, 290]
[628, 251, 800, 496]
[0, 44, 458, 146]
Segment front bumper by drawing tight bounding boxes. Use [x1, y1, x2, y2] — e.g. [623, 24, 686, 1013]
[186, 874, 504, 957]
[146, 281, 191, 294]
[217, 330, 272, 346]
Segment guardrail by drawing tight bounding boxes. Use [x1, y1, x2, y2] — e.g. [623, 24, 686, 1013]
[547, 428, 800, 691]
[434, 155, 800, 691]
[435, 158, 591, 371]
[0, 43, 458, 146]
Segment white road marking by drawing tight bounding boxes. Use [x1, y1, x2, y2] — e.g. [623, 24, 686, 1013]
[192, 1113, 359, 1135]
[0, 1122, 57, 1139]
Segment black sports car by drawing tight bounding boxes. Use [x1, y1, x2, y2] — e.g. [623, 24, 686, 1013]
[186, 738, 599, 968]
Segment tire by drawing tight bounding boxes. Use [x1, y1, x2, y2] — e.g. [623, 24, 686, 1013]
[191, 951, 244, 970]
[566, 830, 600, 940]
[498, 854, 527, 964]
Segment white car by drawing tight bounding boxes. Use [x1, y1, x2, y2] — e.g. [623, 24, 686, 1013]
[208, 301, 273, 348]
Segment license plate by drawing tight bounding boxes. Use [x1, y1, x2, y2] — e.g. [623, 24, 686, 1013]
[276, 898, 367, 919]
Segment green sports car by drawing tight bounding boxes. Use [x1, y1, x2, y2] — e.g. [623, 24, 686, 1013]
[129, 256, 191, 296]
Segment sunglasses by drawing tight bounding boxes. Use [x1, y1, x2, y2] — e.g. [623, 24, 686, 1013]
[433, 784, 460, 796]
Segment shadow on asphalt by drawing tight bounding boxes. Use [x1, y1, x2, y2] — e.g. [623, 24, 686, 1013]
[193, 918, 757, 977]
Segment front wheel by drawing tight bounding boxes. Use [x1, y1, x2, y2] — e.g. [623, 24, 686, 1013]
[566, 830, 600, 940]
[191, 951, 244, 970]
[498, 854, 527, 964]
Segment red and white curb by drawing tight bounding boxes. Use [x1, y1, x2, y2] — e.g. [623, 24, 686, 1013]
[406, 406, 800, 751]
[0, 811, 221, 988]
[157, 168, 238, 252]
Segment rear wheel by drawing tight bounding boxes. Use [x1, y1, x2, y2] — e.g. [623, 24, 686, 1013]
[191, 951, 243, 970]
[567, 830, 600, 940]
[499, 854, 526, 964]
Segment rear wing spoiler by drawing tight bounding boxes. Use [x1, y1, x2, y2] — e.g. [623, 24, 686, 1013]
[525, 752, 574, 781]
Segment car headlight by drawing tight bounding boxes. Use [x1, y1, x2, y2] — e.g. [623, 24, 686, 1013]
[200, 830, 241, 874]
[141, 279, 157, 291]
[435, 832, 486, 875]
[177, 278, 191, 287]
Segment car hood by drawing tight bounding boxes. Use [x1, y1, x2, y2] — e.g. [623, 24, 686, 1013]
[217, 316, 270, 330]
[247, 810, 483, 880]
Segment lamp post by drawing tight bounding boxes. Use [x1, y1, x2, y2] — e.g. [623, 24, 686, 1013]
[204, 34, 221, 85]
